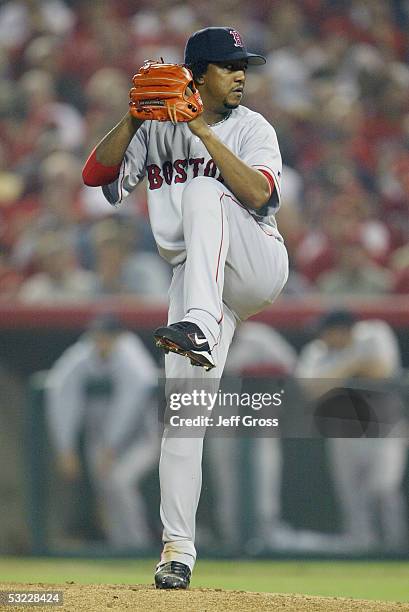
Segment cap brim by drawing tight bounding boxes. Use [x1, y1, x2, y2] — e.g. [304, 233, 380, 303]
[246, 53, 266, 66]
[211, 51, 266, 65]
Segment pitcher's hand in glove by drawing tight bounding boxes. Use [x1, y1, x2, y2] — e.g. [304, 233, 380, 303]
[129, 60, 203, 124]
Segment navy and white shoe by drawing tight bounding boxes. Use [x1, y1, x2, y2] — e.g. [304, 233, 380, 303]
[154, 321, 216, 371]
[154, 561, 191, 589]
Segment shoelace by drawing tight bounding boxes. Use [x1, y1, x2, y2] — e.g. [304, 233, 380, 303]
[173, 321, 196, 331]
[173, 322, 206, 340]
[158, 561, 190, 577]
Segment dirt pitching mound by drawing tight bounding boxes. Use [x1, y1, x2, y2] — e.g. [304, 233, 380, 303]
[1, 583, 407, 612]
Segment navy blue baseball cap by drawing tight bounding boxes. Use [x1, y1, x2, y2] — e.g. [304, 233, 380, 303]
[316, 310, 356, 332]
[184, 27, 266, 66]
[87, 313, 124, 334]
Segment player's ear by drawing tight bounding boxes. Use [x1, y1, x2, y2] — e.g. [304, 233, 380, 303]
[190, 60, 208, 87]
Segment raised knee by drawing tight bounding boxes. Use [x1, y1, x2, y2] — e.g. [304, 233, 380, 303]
[181, 177, 222, 214]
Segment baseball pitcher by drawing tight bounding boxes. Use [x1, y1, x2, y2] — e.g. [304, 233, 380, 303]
[83, 27, 288, 588]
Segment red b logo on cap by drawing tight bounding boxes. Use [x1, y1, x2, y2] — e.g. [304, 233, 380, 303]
[229, 30, 243, 48]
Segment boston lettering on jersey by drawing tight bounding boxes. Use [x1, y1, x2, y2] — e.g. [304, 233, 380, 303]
[147, 157, 224, 190]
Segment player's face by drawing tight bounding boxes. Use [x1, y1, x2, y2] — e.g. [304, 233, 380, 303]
[201, 60, 248, 111]
[92, 331, 118, 358]
[321, 327, 353, 350]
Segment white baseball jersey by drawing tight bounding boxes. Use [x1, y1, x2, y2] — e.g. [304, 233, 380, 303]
[102, 105, 283, 261]
[297, 320, 401, 379]
[296, 321, 408, 551]
[225, 321, 297, 374]
[46, 332, 158, 453]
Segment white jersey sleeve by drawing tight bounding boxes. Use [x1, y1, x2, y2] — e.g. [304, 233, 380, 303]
[102, 124, 148, 207]
[352, 320, 401, 375]
[296, 340, 329, 378]
[226, 321, 297, 374]
[239, 114, 282, 214]
[46, 340, 90, 452]
[296, 321, 402, 380]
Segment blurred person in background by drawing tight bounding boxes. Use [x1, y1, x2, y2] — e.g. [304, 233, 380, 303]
[22, 34, 84, 111]
[11, 151, 86, 272]
[382, 153, 409, 294]
[90, 218, 170, 298]
[297, 310, 408, 552]
[46, 313, 159, 550]
[18, 230, 96, 303]
[14, 68, 84, 170]
[0, 0, 75, 51]
[90, 219, 132, 296]
[317, 236, 393, 296]
[295, 187, 393, 289]
[84, 68, 137, 152]
[391, 242, 409, 294]
[0, 248, 23, 300]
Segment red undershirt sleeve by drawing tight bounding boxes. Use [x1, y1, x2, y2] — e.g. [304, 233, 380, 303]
[82, 148, 122, 187]
[258, 169, 276, 196]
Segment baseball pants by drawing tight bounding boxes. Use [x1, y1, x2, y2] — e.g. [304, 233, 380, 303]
[328, 437, 408, 549]
[159, 177, 288, 570]
[88, 435, 159, 549]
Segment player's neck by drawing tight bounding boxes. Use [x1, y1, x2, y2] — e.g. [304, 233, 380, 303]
[201, 109, 232, 126]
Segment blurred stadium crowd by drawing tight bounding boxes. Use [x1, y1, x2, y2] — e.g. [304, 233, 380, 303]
[0, 0, 408, 301]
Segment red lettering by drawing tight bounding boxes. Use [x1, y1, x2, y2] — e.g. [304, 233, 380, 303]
[204, 159, 217, 178]
[173, 159, 188, 183]
[189, 157, 204, 178]
[147, 164, 163, 190]
[229, 29, 244, 48]
[163, 161, 173, 185]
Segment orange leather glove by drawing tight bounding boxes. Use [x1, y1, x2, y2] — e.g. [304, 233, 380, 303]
[129, 60, 203, 124]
